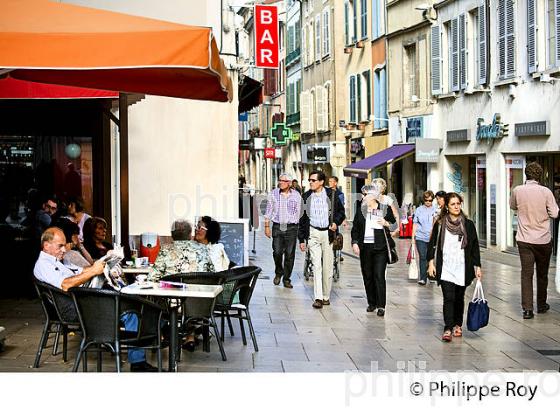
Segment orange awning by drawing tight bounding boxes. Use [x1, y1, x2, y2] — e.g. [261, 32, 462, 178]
[0, 0, 233, 102]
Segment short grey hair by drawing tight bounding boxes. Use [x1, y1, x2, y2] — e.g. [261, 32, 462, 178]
[41, 227, 64, 249]
[279, 173, 292, 181]
[171, 219, 192, 241]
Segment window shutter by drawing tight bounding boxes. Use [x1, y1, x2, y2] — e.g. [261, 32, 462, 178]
[506, 0, 516, 77]
[556, 0, 560, 67]
[459, 14, 468, 89]
[357, 74, 362, 122]
[310, 90, 316, 133]
[309, 23, 314, 65]
[431, 25, 442, 95]
[300, 91, 310, 133]
[315, 14, 321, 62]
[302, 26, 307, 66]
[353, 1, 358, 43]
[451, 18, 460, 91]
[361, 0, 368, 39]
[372, 0, 378, 39]
[316, 86, 323, 131]
[323, 9, 330, 56]
[373, 71, 380, 128]
[498, 0, 506, 78]
[349, 76, 356, 123]
[345, 1, 350, 45]
[324, 85, 330, 130]
[527, 0, 537, 73]
[364, 70, 372, 118]
[380, 68, 387, 127]
[478, 3, 488, 84]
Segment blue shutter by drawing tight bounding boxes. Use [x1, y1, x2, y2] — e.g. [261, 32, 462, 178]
[357, 74, 362, 122]
[478, 3, 488, 84]
[372, 0, 378, 39]
[431, 25, 442, 95]
[353, 1, 358, 43]
[373, 71, 380, 128]
[361, 0, 368, 39]
[380, 68, 387, 127]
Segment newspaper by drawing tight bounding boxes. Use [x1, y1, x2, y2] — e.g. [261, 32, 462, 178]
[99, 244, 128, 290]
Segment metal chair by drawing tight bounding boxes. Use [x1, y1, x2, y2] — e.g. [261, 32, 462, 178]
[33, 280, 81, 368]
[214, 266, 261, 352]
[164, 272, 227, 361]
[69, 287, 167, 372]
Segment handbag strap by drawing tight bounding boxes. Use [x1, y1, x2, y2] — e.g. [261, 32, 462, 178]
[383, 228, 393, 262]
[472, 279, 485, 302]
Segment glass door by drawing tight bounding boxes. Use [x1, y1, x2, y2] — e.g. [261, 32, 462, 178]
[505, 156, 525, 249]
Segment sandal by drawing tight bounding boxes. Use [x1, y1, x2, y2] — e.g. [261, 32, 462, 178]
[442, 330, 452, 342]
[453, 326, 462, 337]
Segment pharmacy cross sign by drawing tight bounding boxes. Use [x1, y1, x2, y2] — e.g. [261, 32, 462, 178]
[269, 122, 292, 146]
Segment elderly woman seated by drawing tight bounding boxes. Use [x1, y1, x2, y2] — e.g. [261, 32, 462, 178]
[148, 219, 216, 352]
[148, 219, 215, 282]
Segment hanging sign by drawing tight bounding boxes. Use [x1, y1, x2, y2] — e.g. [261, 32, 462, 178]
[264, 148, 275, 159]
[254, 5, 279, 69]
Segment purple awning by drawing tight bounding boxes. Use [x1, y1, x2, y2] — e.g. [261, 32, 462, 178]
[343, 144, 415, 178]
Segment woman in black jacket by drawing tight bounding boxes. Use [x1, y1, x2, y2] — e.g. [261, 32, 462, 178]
[427, 192, 483, 342]
[351, 185, 398, 316]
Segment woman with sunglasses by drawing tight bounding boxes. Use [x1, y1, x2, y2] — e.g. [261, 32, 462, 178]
[412, 191, 437, 285]
[194, 216, 231, 271]
[427, 193, 483, 342]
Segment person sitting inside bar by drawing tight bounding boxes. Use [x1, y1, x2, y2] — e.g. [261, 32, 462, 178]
[33, 227, 160, 372]
[83, 217, 113, 260]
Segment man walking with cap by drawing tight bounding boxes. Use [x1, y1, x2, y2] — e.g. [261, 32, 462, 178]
[264, 173, 302, 288]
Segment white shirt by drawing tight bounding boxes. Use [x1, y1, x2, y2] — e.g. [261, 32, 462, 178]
[308, 189, 330, 228]
[208, 243, 230, 272]
[77, 213, 91, 241]
[363, 209, 384, 243]
[33, 251, 83, 289]
[440, 231, 465, 286]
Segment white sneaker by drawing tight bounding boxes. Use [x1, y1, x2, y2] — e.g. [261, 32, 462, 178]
[417, 280, 426, 286]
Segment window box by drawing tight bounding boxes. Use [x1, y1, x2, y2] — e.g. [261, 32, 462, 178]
[356, 40, 365, 48]
[344, 46, 353, 54]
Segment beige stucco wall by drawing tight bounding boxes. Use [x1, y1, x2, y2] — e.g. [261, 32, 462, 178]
[63, 0, 239, 236]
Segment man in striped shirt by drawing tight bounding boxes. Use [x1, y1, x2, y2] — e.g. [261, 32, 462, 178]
[298, 170, 346, 308]
[264, 173, 302, 288]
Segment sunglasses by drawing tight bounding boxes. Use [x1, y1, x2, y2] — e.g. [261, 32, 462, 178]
[279, 180, 291, 183]
[424, 199, 433, 202]
[308, 178, 318, 182]
[196, 225, 208, 231]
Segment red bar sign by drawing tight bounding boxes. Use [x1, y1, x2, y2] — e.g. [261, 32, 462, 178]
[254, 5, 279, 69]
[264, 148, 275, 159]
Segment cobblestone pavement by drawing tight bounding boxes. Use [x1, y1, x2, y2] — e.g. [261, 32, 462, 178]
[1, 227, 560, 372]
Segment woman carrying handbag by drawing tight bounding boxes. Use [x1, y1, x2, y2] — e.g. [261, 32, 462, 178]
[351, 185, 398, 316]
[427, 192, 483, 342]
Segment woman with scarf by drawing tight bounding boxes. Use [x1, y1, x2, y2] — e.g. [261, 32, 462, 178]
[427, 192, 483, 342]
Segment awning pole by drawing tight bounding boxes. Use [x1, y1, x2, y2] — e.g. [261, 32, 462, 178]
[119, 92, 130, 257]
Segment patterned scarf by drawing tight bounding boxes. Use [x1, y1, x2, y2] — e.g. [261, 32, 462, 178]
[441, 213, 468, 249]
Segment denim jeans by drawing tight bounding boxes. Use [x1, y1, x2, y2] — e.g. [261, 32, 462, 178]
[415, 240, 429, 282]
[121, 313, 145, 364]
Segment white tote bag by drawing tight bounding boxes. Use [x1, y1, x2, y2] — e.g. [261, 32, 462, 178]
[408, 247, 418, 280]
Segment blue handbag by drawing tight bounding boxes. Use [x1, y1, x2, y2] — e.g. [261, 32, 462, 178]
[467, 280, 489, 331]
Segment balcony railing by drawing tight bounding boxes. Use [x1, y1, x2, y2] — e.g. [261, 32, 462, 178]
[286, 48, 301, 66]
[286, 112, 300, 125]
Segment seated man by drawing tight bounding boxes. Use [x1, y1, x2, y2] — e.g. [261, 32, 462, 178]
[149, 219, 215, 282]
[34, 227, 158, 372]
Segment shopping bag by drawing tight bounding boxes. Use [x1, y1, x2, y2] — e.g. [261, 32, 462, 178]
[408, 258, 418, 280]
[466, 280, 489, 331]
[406, 245, 413, 264]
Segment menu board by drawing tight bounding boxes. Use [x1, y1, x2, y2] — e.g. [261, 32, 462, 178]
[217, 219, 249, 267]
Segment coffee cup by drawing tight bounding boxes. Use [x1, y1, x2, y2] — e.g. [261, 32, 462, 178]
[134, 258, 143, 268]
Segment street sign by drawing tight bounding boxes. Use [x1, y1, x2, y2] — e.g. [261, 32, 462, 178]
[239, 140, 253, 150]
[269, 122, 292, 145]
[264, 148, 275, 159]
[254, 5, 279, 69]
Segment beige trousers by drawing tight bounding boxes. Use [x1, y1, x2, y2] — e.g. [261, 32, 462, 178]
[308, 227, 334, 301]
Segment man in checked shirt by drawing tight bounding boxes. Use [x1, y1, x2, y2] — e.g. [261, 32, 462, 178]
[264, 173, 302, 288]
